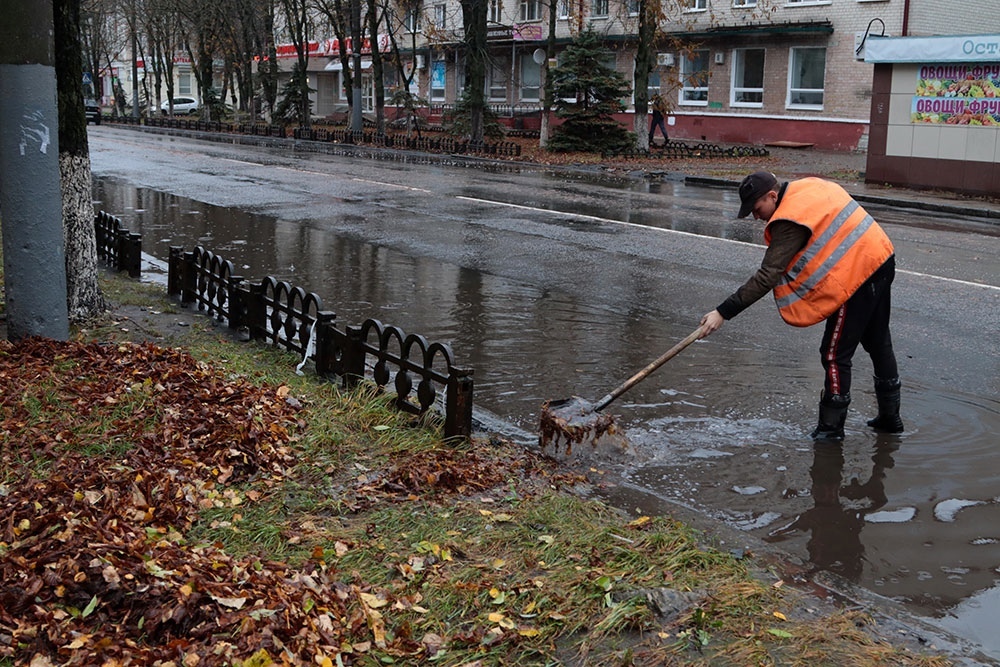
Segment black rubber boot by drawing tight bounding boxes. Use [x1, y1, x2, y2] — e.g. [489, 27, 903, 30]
[867, 376, 904, 433]
[811, 392, 850, 441]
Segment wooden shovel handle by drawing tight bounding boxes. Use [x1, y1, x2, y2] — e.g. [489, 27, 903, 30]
[593, 325, 705, 412]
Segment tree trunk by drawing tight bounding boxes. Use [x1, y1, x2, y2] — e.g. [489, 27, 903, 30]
[366, 0, 385, 134]
[461, 0, 487, 142]
[633, 0, 656, 151]
[54, 0, 106, 321]
[539, 0, 557, 147]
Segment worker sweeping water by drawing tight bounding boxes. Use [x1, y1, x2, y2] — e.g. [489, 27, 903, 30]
[699, 171, 904, 441]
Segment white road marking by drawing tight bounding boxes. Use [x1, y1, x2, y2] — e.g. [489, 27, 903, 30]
[458, 195, 1000, 291]
[457, 195, 759, 246]
[351, 177, 431, 193]
[223, 160, 432, 193]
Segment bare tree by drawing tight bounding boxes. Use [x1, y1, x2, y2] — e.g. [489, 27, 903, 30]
[458, 0, 487, 142]
[366, 0, 388, 133]
[631, 0, 659, 150]
[139, 0, 182, 115]
[276, 0, 313, 126]
[539, 0, 557, 146]
[259, 0, 279, 119]
[82, 0, 131, 116]
[230, 0, 276, 117]
[175, 0, 224, 120]
[55, 0, 106, 321]
[380, 0, 428, 136]
[314, 0, 360, 119]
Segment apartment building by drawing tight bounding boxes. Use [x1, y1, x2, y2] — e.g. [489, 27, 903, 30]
[365, 0, 909, 150]
[116, 0, 998, 169]
[384, 0, 1000, 155]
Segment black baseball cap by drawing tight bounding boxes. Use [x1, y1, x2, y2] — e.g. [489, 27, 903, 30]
[737, 171, 778, 218]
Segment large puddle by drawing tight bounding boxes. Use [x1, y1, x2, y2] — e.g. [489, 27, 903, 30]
[94, 178, 1000, 662]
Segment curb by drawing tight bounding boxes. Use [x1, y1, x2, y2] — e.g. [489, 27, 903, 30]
[684, 175, 1000, 224]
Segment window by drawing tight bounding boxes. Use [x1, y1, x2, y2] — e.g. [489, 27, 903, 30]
[625, 0, 640, 14]
[404, 7, 421, 32]
[557, 0, 571, 18]
[179, 73, 192, 95]
[685, 0, 707, 10]
[431, 58, 446, 101]
[382, 67, 399, 95]
[488, 61, 508, 100]
[731, 48, 764, 106]
[489, 0, 502, 24]
[787, 46, 825, 108]
[592, 0, 609, 17]
[336, 73, 346, 100]
[679, 49, 709, 104]
[521, 56, 540, 100]
[520, 0, 541, 21]
[647, 71, 661, 100]
[732, 0, 755, 5]
[434, 4, 446, 27]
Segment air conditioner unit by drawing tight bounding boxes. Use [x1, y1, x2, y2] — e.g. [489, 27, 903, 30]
[656, 53, 674, 67]
[415, 54, 426, 69]
[854, 31, 867, 61]
[714, 51, 725, 65]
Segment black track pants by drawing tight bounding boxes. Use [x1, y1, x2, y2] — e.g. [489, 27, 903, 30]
[818, 256, 899, 397]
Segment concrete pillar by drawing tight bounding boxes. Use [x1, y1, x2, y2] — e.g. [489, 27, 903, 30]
[0, 0, 70, 340]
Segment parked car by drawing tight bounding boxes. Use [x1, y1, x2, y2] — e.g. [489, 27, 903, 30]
[85, 98, 101, 125]
[161, 96, 200, 115]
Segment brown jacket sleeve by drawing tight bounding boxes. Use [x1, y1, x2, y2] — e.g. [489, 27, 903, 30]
[716, 220, 811, 320]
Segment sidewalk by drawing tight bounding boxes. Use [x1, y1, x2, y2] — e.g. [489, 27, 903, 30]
[669, 144, 1000, 222]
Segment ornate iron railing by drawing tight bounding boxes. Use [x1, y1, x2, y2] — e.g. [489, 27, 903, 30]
[169, 246, 242, 324]
[603, 140, 770, 160]
[138, 115, 521, 157]
[315, 318, 474, 438]
[168, 245, 474, 439]
[94, 211, 142, 277]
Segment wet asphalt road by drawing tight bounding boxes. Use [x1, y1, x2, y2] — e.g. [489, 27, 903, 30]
[88, 125, 1000, 661]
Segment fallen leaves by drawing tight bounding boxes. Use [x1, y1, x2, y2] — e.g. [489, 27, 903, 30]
[0, 338, 343, 664]
[1, 337, 579, 665]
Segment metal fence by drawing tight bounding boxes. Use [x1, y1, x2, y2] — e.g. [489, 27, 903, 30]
[141, 116, 521, 157]
[603, 140, 770, 160]
[167, 245, 474, 439]
[94, 211, 142, 277]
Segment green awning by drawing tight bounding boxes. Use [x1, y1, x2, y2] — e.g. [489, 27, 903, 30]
[670, 20, 833, 40]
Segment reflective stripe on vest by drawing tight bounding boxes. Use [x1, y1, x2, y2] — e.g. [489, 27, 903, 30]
[764, 179, 893, 327]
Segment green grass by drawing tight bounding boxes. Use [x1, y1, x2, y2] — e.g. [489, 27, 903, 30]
[0, 268, 957, 667]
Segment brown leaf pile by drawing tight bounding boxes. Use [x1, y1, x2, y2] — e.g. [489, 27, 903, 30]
[0, 338, 356, 665]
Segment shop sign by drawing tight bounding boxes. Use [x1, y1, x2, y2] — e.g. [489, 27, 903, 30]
[513, 24, 543, 41]
[866, 34, 1000, 63]
[912, 63, 1000, 125]
[488, 24, 513, 40]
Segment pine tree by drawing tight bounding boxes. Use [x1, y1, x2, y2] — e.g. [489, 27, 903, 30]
[274, 63, 314, 126]
[546, 28, 635, 153]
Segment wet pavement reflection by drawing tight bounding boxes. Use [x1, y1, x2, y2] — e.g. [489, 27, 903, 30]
[94, 176, 1000, 663]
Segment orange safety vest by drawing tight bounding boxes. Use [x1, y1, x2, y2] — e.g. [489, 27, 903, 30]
[764, 178, 894, 327]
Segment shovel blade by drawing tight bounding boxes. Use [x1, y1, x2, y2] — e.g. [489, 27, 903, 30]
[538, 397, 628, 458]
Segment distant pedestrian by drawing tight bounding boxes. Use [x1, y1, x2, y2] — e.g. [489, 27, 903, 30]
[648, 94, 669, 146]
